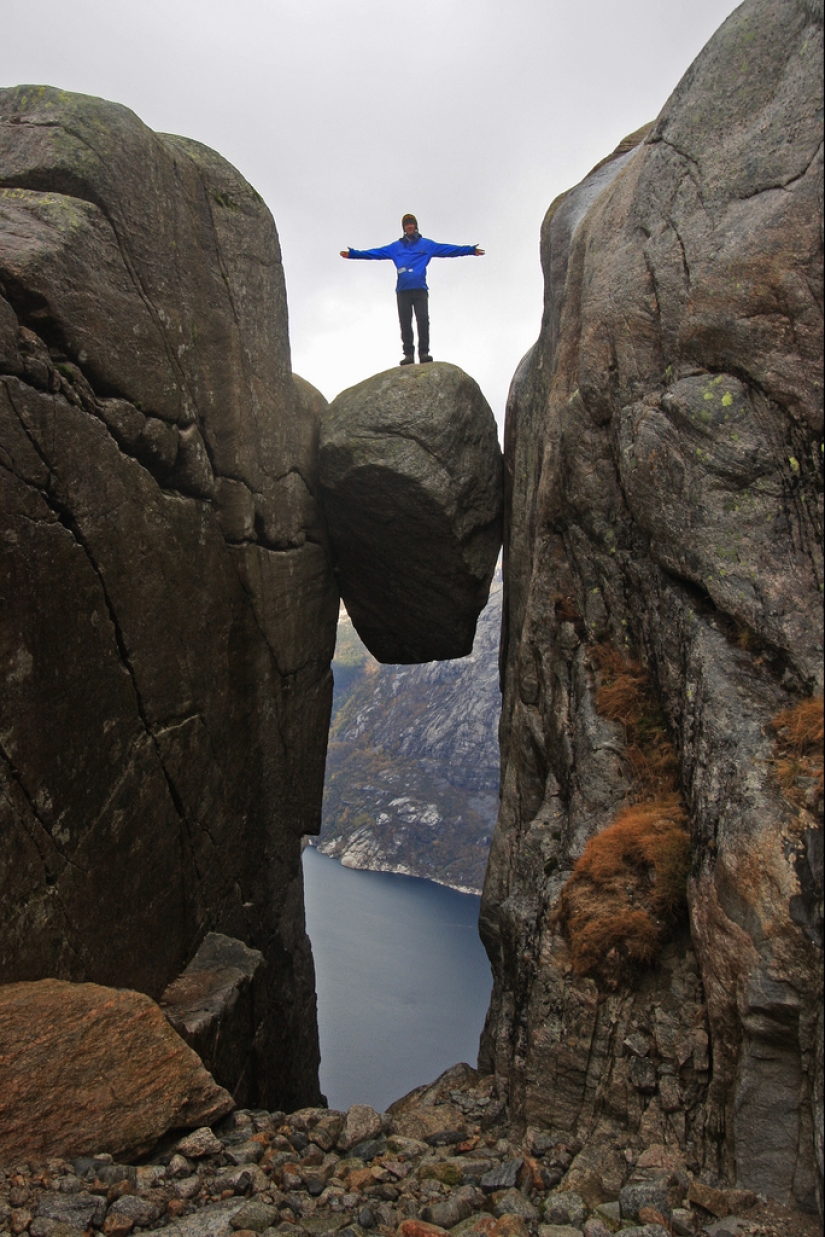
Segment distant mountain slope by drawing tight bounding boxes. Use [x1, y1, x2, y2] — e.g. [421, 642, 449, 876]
[316, 578, 502, 893]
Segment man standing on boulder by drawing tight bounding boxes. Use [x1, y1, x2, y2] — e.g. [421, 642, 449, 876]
[340, 214, 484, 366]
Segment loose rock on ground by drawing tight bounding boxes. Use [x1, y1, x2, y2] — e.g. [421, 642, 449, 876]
[0, 1065, 817, 1237]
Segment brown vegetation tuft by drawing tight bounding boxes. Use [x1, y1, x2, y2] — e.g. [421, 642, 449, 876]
[590, 643, 680, 796]
[735, 621, 759, 652]
[774, 697, 824, 752]
[553, 592, 580, 623]
[555, 644, 691, 986]
[771, 696, 824, 806]
[591, 643, 646, 722]
[556, 797, 691, 988]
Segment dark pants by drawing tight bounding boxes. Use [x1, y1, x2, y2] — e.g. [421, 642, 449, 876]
[397, 289, 430, 357]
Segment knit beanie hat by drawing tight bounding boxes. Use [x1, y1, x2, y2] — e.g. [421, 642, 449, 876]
[401, 213, 418, 229]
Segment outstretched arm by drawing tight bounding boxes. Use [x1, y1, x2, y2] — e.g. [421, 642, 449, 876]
[342, 245, 398, 260]
[423, 240, 485, 259]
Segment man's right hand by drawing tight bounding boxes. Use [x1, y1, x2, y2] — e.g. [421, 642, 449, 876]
[340, 249, 350, 257]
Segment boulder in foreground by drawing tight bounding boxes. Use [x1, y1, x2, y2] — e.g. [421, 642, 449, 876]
[318, 363, 502, 663]
[0, 978, 234, 1163]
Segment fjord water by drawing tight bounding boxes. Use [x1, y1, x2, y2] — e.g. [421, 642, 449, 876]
[302, 846, 492, 1112]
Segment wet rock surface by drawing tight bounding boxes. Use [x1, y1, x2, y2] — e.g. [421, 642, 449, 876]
[0, 88, 338, 1110]
[0, 1066, 818, 1237]
[481, 0, 822, 1215]
[318, 363, 502, 664]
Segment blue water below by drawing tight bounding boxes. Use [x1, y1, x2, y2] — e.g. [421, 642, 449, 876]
[302, 846, 493, 1113]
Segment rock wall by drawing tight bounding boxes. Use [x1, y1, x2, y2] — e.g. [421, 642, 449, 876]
[0, 87, 338, 1110]
[481, 0, 823, 1213]
[318, 578, 502, 894]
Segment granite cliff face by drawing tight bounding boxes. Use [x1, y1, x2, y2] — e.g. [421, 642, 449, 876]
[3, 3, 823, 1207]
[0, 85, 505, 1122]
[317, 578, 502, 894]
[481, 0, 823, 1214]
[0, 86, 338, 1110]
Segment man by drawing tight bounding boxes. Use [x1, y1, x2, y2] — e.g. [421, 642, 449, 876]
[340, 214, 484, 365]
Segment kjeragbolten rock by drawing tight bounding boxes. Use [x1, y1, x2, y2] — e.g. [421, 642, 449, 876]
[318, 362, 502, 664]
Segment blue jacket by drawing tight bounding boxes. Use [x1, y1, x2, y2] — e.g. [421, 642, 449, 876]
[346, 233, 477, 291]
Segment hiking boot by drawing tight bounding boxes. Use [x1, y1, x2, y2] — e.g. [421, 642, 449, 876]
[399, 355, 414, 366]
[419, 354, 433, 363]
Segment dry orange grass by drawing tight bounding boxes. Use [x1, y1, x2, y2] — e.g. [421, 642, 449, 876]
[772, 696, 824, 805]
[553, 592, 580, 623]
[590, 643, 680, 796]
[554, 645, 691, 986]
[556, 797, 691, 987]
[592, 645, 646, 720]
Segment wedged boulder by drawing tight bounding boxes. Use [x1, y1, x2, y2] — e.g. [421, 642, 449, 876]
[0, 87, 338, 1110]
[161, 933, 265, 1107]
[0, 978, 234, 1164]
[481, 0, 823, 1215]
[318, 363, 502, 663]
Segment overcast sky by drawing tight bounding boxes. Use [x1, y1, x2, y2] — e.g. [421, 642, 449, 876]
[2, 0, 741, 432]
